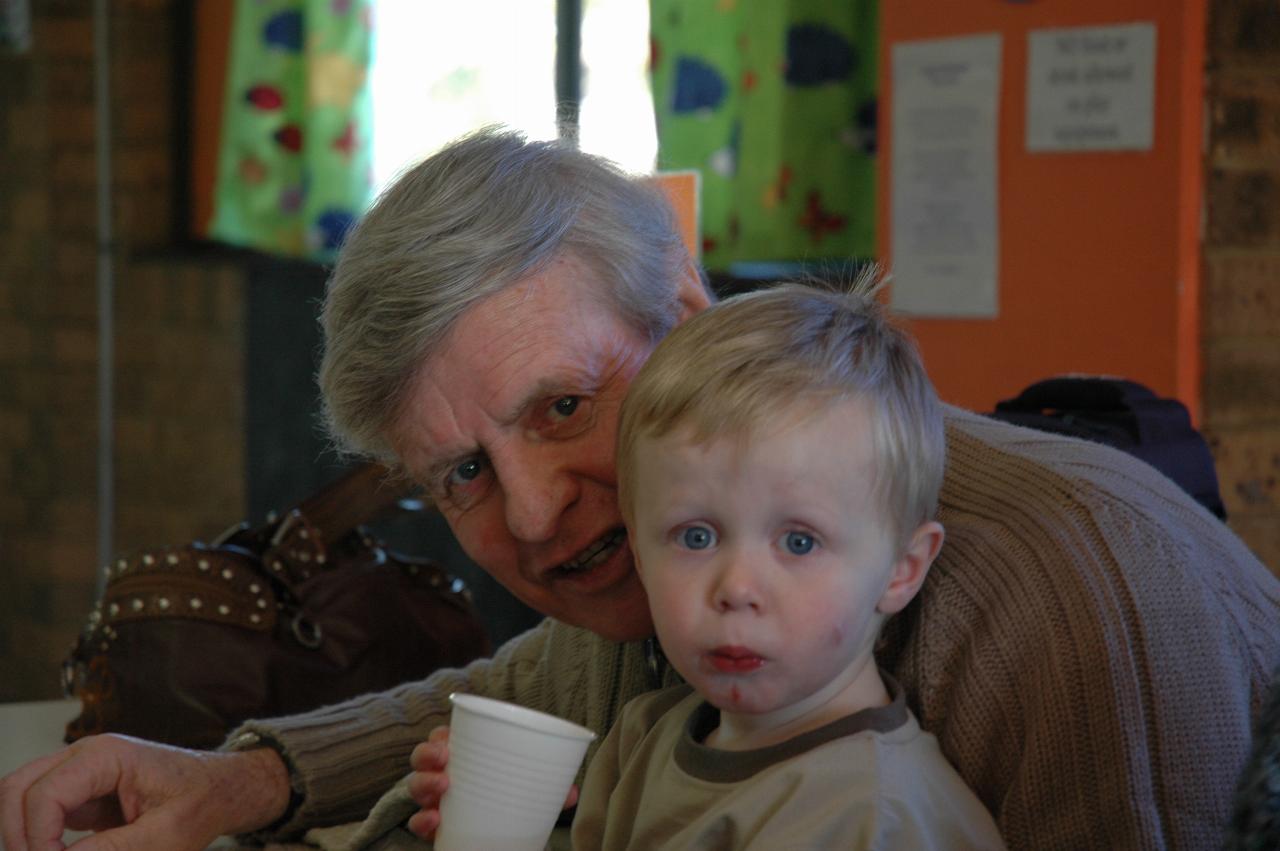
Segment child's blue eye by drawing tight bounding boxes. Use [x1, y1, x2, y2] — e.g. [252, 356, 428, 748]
[783, 531, 815, 555]
[680, 525, 717, 550]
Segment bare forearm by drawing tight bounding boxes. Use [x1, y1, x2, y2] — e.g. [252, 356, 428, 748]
[1, 734, 298, 851]
[213, 748, 292, 836]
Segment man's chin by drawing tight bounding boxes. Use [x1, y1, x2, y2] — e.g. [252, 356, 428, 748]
[561, 571, 654, 642]
[586, 610, 656, 643]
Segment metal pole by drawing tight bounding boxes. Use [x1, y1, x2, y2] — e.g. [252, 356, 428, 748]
[555, 0, 582, 141]
[93, 0, 115, 594]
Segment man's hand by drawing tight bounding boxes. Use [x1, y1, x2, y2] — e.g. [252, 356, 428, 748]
[404, 725, 579, 841]
[0, 733, 292, 851]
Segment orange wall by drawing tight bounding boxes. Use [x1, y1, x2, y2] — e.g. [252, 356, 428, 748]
[192, 1, 233, 240]
[878, 1, 1206, 417]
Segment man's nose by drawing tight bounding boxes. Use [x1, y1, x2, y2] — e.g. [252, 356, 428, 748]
[495, 446, 578, 543]
[712, 554, 764, 613]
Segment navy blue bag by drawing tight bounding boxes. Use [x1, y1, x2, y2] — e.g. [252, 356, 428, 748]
[988, 376, 1227, 520]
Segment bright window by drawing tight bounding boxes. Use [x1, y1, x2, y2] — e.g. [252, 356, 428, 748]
[579, 0, 657, 172]
[369, 0, 657, 198]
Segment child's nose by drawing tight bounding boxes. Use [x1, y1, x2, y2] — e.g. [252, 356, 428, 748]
[712, 557, 763, 613]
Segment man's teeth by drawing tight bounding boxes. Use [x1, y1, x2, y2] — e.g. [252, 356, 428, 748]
[559, 529, 626, 573]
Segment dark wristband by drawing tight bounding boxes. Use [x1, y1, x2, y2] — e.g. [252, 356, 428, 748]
[223, 730, 306, 840]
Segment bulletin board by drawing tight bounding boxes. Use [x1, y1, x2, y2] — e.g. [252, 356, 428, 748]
[877, 1, 1206, 418]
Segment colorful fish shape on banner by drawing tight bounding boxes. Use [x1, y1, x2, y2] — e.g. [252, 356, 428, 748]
[264, 10, 304, 52]
[672, 57, 728, 112]
[785, 24, 854, 87]
[245, 85, 284, 110]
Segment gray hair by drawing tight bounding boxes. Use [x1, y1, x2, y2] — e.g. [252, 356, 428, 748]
[319, 127, 697, 460]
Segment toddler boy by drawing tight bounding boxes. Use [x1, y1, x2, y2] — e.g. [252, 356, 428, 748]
[569, 278, 1005, 849]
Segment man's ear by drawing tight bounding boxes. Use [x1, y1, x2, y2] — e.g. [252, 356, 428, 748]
[877, 521, 944, 615]
[674, 260, 712, 324]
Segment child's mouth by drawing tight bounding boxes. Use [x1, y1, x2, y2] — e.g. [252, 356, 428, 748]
[708, 646, 765, 673]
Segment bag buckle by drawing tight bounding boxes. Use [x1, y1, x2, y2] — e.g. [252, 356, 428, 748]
[291, 612, 323, 649]
[61, 656, 79, 698]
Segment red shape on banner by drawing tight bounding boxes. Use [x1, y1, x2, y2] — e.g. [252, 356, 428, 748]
[274, 124, 303, 153]
[245, 85, 284, 110]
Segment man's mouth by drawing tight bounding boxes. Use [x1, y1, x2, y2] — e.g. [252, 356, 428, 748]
[555, 527, 627, 576]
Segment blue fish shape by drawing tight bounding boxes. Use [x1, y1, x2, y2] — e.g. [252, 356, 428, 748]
[672, 56, 728, 113]
[315, 209, 356, 251]
[264, 10, 304, 52]
[786, 24, 854, 87]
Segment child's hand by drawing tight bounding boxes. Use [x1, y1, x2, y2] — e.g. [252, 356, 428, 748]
[406, 726, 451, 839]
[404, 724, 583, 839]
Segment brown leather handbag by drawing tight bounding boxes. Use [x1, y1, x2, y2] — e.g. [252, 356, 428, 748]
[62, 463, 492, 750]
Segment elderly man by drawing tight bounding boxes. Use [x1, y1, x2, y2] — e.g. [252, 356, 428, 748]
[3, 130, 1278, 851]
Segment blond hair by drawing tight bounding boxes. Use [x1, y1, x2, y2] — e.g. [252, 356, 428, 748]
[617, 271, 945, 547]
[319, 127, 702, 460]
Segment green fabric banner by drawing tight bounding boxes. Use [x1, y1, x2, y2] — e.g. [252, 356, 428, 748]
[209, 0, 373, 261]
[650, 0, 878, 271]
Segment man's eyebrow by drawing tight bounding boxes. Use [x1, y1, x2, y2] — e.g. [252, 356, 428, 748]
[418, 372, 591, 485]
[495, 372, 590, 425]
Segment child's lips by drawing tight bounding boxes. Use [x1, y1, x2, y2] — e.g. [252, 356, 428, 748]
[707, 646, 765, 673]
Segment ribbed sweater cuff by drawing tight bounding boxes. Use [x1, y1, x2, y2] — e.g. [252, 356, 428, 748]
[224, 669, 464, 840]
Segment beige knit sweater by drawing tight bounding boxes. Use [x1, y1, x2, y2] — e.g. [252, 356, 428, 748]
[230, 407, 1280, 851]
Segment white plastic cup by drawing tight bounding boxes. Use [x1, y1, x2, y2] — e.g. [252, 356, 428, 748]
[434, 693, 597, 851]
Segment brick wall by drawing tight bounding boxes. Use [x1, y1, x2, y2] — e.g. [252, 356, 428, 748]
[0, 1, 246, 701]
[1205, 0, 1280, 573]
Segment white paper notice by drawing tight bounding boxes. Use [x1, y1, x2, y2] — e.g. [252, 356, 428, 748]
[890, 34, 1001, 318]
[1026, 22, 1156, 152]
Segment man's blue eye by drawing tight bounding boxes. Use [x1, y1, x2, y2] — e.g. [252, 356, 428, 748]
[783, 531, 815, 555]
[680, 526, 716, 550]
[553, 396, 579, 417]
[451, 458, 484, 484]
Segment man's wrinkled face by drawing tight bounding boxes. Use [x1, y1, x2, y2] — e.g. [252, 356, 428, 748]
[389, 253, 697, 641]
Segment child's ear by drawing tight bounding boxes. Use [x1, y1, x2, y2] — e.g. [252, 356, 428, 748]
[877, 521, 944, 615]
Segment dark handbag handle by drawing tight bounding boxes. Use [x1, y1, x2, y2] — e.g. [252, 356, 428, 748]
[286, 462, 411, 548]
[213, 463, 415, 591]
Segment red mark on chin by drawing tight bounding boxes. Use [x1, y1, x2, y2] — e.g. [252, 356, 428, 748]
[730, 685, 741, 705]
[830, 625, 845, 647]
[709, 646, 765, 673]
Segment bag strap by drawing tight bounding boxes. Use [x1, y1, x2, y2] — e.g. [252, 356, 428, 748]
[241, 463, 415, 589]
[213, 463, 414, 549]
[286, 462, 412, 549]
